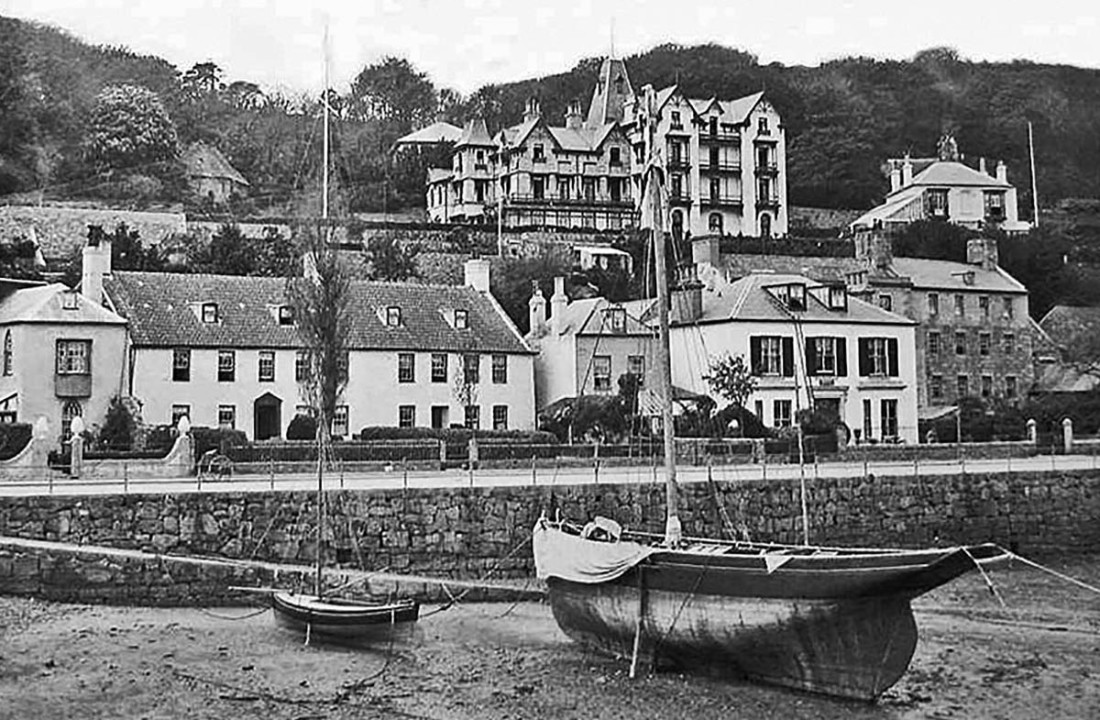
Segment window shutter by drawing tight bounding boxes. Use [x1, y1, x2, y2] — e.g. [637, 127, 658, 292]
[750, 337, 762, 376]
[858, 338, 870, 377]
[805, 337, 818, 376]
[887, 338, 899, 377]
[781, 337, 794, 378]
[836, 338, 848, 377]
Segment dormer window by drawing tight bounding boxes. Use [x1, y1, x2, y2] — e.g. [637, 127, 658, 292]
[454, 308, 469, 329]
[827, 286, 847, 310]
[605, 307, 626, 333]
[201, 303, 218, 323]
[62, 292, 79, 310]
[277, 305, 295, 325]
[786, 283, 806, 311]
[386, 306, 402, 327]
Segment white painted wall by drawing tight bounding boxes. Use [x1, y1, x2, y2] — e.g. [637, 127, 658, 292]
[669, 319, 919, 443]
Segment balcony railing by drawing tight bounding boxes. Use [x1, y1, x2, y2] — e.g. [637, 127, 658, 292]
[668, 190, 692, 205]
[667, 158, 691, 171]
[504, 193, 633, 207]
[757, 196, 781, 209]
[701, 194, 743, 208]
[702, 132, 741, 144]
[700, 161, 741, 173]
[755, 163, 779, 176]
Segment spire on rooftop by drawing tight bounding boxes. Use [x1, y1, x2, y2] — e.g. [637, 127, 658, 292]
[585, 57, 633, 128]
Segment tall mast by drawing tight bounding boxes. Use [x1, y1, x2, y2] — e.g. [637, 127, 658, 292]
[315, 23, 331, 599]
[643, 86, 680, 546]
[1028, 121, 1039, 228]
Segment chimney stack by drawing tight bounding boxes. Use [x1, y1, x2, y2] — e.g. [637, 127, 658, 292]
[901, 155, 913, 187]
[80, 232, 112, 304]
[979, 157, 988, 175]
[996, 160, 1008, 183]
[966, 237, 999, 271]
[692, 236, 720, 268]
[464, 257, 491, 292]
[670, 267, 704, 324]
[524, 97, 541, 123]
[564, 101, 583, 130]
[868, 232, 893, 271]
[889, 163, 901, 193]
[528, 281, 547, 337]
[549, 276, 568, 335]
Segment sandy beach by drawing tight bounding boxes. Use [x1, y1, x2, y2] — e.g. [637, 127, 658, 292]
[2, 555, 1098, 720]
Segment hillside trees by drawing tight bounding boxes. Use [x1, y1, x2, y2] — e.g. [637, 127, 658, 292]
[85, 84, 179, 172]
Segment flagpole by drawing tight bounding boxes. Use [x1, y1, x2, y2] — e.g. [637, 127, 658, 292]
[1028, 121, 1039, 228]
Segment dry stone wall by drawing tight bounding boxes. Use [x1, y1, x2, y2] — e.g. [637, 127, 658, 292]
[0, 471, 1097, 586]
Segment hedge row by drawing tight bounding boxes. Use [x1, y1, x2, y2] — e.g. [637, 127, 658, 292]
[0, 423, 32, 461]
[357, 426, 559, 444]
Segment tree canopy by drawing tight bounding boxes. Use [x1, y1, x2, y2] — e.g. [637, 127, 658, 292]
[85, 84, 179, 172]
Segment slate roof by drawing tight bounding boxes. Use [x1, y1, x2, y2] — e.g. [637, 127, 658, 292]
[1039, 305, 1100, 362]
[690, 273, 915, 326]
[909, 161, 1010, 188]
[181, 143, 249, 186]
[395, 121, 462, 146]
[104, 271, 531, 354]
[552, 297, 656, 337]
[456, 118, 494, 147]
[722, 254, 861, 284]
[0, 284, 126, 325]
[888, 257, 1027, 294]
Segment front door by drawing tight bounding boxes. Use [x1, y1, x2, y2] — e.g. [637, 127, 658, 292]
[253, 393, 282, 440]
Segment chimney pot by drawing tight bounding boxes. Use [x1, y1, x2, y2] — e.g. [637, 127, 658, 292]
[464, 258, 491, 292]
[550, 276, 568, 335]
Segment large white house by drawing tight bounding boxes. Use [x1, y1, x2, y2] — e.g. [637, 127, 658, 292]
[851, 134, 1029, 234]
[77, 241, 536, 439]
[426, 56, 788, 238]
[667, 269, 920, 443]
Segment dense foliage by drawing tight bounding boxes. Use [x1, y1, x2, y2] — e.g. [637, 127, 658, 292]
[4, 18, 1100, 216]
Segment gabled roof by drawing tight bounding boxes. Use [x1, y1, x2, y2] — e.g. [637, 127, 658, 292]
[552, 297, 656, 337]
[1039, 305, 1100, 362]
[850, 185, 925, 228]
[500, 117, 541, 149]
[722, 254, 861, 285]
[181, 143, 249, 186]
[456, 118, 495, 147]
[909, 161, 1011, 188]
[395, 121, 462, 146]
[725, 91, 765, 122]
[687, 273, 914, 326]
[104, 271, 531, 354]
[0, 283, 126, 325]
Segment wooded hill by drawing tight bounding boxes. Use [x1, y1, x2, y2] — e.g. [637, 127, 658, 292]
[2, 16, 1099, 217]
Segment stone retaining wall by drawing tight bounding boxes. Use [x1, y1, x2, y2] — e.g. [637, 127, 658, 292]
[1, 470, 1096, 589]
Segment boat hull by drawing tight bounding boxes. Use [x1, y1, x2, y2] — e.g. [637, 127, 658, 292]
[548, 575, 916, 700]
[271, 592, 420, 644]
[536, 523, 1005, 700]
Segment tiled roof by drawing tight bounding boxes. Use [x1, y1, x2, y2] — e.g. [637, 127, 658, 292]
[395, 121, 462, 146]
[850, 185, 925, 228]
[104, 271, 531, 354]
[0, 206, 187, 261]
[546, 126, 598, 152]
[909, 161, 1010, 188]
[181, 143, 249, 186]
[724, 91, 765, 122]
[690, 273, 915, 326]
[0, 283, 126, 325]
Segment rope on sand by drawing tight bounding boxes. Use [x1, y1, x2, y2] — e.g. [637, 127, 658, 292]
[963, 547, 1007, 608]
[198, 607, 271, 621]
[1001, 549, 1100, 597]
[418, 535, 535, 620]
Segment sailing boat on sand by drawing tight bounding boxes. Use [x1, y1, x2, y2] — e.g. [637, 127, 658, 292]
[532, 86, 1006, 701]
[269, 28, 419, 643]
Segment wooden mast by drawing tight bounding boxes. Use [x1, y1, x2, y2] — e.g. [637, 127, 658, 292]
[314, 23, 331, 600]
[643, 86, 681, 546]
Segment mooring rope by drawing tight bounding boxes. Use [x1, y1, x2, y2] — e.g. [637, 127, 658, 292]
[963, 547, 1007, 608]
[418, 535, 534, 620]
[1001, 548, 1100, 596]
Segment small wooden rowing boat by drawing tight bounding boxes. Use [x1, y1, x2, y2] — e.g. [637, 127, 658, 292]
[271, 592, 420, 643]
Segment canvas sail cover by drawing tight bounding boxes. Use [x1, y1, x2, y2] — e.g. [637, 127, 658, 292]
[533, 521, 656, 583]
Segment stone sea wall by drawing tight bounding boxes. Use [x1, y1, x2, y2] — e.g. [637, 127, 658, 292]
[1, 470, 1097, 584]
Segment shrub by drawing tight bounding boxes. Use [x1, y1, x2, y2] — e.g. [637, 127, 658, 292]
[96, 396, 135, 451]
[0, 423, 32, 460]
[286, 414, 318, 441]
[144, 424, 178, 453]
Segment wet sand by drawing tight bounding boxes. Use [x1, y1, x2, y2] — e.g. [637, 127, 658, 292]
[2, 556, 1098, 720]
